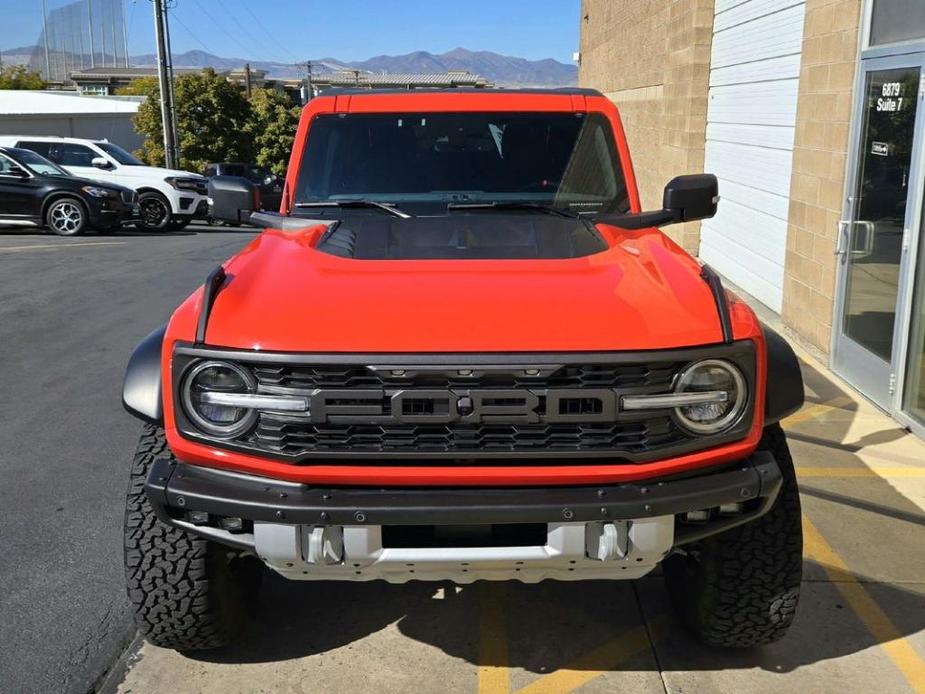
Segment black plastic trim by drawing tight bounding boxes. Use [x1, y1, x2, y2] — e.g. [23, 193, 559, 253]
[700, 264, 733, 344]
[195, 266, 227, 345]
[172, 341, 753, 367]
[762, 325, 805, 424]
[169, 341, 757, 462]
[146, 450, 781, 531]
[122, 324, 167, 424]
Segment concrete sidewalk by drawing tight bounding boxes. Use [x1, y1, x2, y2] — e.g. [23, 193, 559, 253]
[110, 342, 925, 694]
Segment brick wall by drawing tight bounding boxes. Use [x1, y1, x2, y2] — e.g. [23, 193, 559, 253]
[578, 0, 714, 254]
[781, 0, 862, 353]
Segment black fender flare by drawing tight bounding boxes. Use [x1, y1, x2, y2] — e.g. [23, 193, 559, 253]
[123, 324, 167, 424]
[762, 324, 804, 424]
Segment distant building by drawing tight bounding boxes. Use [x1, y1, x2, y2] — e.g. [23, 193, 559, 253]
[0, 90, 143, 150]
[306, 69, 493, 94]
[69, 65, 493, 102]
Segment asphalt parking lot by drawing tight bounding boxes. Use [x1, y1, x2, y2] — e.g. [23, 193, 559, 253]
[0, 223, 258, 694]
[2, 225, 924, 694]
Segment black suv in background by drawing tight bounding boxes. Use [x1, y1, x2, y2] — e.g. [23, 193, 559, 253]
[203, 162, 283, 211]
[0, 147, 138, 236]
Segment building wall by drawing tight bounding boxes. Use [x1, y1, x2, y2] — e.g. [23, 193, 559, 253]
[781, 0, 862, 353]
[578, 0, 715, 254]
[0, 113, 142, 150]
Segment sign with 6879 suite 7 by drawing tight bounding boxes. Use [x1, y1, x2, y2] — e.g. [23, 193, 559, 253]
[877, 81, 908, 112]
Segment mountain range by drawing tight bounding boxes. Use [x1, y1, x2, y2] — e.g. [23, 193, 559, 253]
[3, 46, 577, 88]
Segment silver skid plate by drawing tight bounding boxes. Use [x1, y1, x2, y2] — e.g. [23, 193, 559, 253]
[253, 517, 674, 583]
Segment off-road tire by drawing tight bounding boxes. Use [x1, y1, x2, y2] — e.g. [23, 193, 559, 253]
[663, 423, 802, 647]
[123, 425, 260, 650]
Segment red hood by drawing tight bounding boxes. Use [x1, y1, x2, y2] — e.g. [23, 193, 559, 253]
[184, 223, 749, 353]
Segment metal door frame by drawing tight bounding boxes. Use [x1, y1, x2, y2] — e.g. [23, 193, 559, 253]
[831, 52, 925, 411]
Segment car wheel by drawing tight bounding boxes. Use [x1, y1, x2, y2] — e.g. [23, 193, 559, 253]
[136, 193, 172, 232]
[124, 425, 261, 650]
[662, 423, 802, 647]
[45, 197, 88, 236]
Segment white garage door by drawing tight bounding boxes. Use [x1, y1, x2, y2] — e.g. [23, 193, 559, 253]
[699, 0, 807, 312]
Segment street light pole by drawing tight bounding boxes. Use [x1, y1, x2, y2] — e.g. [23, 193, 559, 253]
[152, 0, 178, 169]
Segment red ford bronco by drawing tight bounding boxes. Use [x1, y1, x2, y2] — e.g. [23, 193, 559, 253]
[123, 88, 805, 650]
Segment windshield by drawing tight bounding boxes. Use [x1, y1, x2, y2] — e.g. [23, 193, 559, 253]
[295, 112, 630, 214]
[96, 142, 143, 166]
[15, 149, 71, 177]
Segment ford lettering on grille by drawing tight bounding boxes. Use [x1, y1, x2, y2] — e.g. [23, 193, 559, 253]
[305, 388, 619, 424]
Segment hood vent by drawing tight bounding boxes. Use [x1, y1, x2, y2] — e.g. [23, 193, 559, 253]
[315, 214, 607, 260]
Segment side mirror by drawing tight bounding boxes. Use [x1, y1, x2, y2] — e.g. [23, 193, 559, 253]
[662, 174, 719, 223]
[91, 157, 112, 170]
[208, 176, 260, 224]
[595, 174, 719, 230]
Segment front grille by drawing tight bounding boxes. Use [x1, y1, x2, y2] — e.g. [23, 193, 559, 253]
[248, 416, 685, 458]
[244, 361, 688, 460]
[173, 343, 757, 465]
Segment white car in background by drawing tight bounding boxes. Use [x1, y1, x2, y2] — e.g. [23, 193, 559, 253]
[0, 135, 209, 231]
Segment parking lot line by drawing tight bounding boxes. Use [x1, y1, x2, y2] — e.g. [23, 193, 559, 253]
[0, 241, 126, 253]
[803, 515, 925, 693]
[479, 583, 511, 694]
[514, 618, 666, 694]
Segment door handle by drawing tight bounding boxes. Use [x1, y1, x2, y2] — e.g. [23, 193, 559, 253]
[835, 221, 850, 259]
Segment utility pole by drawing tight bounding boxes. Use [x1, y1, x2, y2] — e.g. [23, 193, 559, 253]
[306, 61, 312, 100]
[152, 0, 178, 169]
[163, 4, 180, 163]
[244, 63, 252, 99]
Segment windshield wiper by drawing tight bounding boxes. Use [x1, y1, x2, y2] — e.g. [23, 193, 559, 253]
[446, 202, 578, 218]
[294, 200, 411, 218]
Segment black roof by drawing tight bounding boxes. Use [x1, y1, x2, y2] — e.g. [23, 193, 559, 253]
[317, 86, 602, 97]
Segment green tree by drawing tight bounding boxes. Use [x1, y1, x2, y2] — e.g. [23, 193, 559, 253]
[130, 68, 253, 171]
[245, 88, 300, 177]
[115, 76, 159, 97]
[0, 65, 47, 89]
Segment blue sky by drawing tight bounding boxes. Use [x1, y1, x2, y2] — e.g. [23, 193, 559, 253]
[2, 0, 581, 64]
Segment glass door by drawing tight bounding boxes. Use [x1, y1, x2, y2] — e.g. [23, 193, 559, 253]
[832, 56, 925, 408]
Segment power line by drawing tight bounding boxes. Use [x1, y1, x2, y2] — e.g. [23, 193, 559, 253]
[234, 0, 301, 65]
[166, 6, 217, 54]
[187, 0, 269, 63]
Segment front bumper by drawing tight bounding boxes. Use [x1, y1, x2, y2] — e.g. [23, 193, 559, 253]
[87, 197, 138, 228]
[145, 451, 782, 582]
[175, 198, 210, 218]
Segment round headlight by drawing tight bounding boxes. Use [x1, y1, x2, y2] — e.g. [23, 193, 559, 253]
[181, 361, 257, 437]
[673, 359, 747, 435]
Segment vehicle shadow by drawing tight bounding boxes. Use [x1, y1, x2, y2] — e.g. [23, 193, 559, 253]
[183, 556, 925, 675]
